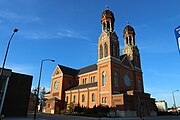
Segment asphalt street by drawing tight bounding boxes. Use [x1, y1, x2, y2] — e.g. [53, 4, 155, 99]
[4, 114, 180, 120]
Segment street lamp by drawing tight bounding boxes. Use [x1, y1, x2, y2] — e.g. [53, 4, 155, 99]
[172, 90, 179, 112]
[33, 59, 55, 119]
[0, 28, 18, 115]
[0, 28, 18, 76]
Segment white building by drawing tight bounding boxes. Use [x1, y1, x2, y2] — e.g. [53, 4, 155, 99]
[155, 100, 168, 112]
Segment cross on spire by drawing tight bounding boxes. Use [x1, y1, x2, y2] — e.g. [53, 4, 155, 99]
[106, 5, 109, 10]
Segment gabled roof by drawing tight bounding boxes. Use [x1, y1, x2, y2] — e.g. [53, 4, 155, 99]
[78, 64, 97, 75]
[67, 82, 97, 91]
[120, 54, 126, 61]
[58, 64, 79, 76]
[120, 54, 134, 69]
[58, 64, 97, 76]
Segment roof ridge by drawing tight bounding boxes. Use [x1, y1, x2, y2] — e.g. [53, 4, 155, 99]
[58, 64, 78, 71]
[78, 63, 97, 70]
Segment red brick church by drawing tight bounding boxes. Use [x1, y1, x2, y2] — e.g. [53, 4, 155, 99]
[43, 7, 157, 117]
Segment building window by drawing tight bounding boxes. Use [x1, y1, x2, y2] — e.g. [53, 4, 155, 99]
[100, 45, 103, 59]
[126, 37, 128, 44]
[102, 71, 106, 86]
[66, 96, 68, 102]
[114, 72, 118, 87]
[91, 76, 96, 83]
[82, 78, 86, 84]
[103, 22, 106, 31]
[48, 103, 51, 108]
[102, 97, 107, 104]
[112, 44, 116, 57]
[73, 95, 76, 103]
[123, 73, 131, 86]
[107, 21, 110, 31]
[138, 80, 142, 92]
[115, 46, 118, 57]
[93, 76, 96, 82]
[82, 94, 85, 102]
[54, 80, 59, 91]
[104, 43, 108, 57]
[129, 36, 132, 45]
[92, 93, 95, 102]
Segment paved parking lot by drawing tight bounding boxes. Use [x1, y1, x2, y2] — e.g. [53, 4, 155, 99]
[4, 114, 180, 120]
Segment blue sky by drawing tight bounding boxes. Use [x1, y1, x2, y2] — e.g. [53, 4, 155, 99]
[0, 0, 180, 108]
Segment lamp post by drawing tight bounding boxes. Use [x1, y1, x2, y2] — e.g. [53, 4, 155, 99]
[172, 90, 179, 112]
[0, 28, 18, 115]
[0, 28, 18, 77]
[33, 59, 55, 119]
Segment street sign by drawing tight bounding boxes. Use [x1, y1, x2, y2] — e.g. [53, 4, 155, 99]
[174, 26, 180, 54]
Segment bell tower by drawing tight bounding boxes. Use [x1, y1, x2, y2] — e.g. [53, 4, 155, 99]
[97, 6, 120, 106]
[98, 6, 120, 61]
[122, 23, 141, 68]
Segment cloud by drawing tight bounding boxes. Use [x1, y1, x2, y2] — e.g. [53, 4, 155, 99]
[6, 63, 35, 75]
[166, 14, 180, 22]
[0, 11, 41, 23]
[21, 29, 92, 42]
[57, 30, 92, 41]
[146, 69, 180, 77]
[21, 32, 56, 40]
[138, 40, 177, 54]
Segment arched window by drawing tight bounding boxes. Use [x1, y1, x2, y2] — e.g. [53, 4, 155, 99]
[113, 44, 116, 57]
[73, 95, 76, 103]
[100, 45, 103, 59]
[103, 22, 106, 31]
[129, 36, 132, 45]
[138, 80, 142, 92]
[83, 79, 84, 84]
[126, 37, 128, 44]
[85, 78, 87, 84]
[115, 46, 118, 58]
[82, 94, 85, 102]
[91, 76, 96, 83]
[66, 96, 68, 102]
[102, 71, 106, 86]
[92, 93, 95, 102]
[102, 97, 107, 104]
[104, 43, 108, 57]
[107, 21, 110, 31]
[114, 72, 118, 87]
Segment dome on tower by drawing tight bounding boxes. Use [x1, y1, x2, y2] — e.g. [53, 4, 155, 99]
[101, 8, 115, 23]
[102, 9, 114, 18]
[124, 24, 135, 35]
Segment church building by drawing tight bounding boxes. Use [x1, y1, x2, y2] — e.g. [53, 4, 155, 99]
[43, 7, 157, 117]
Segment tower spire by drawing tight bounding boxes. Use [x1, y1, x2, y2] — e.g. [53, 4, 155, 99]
[105, 0, 109, 9]
[106, 5, 109, 10]
[127, 21, 130, 25]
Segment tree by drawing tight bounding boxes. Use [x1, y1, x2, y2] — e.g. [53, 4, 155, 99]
[39, 87, 46, 100]
[32, 87, 46, 100]
[68, 102, 74, 114]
